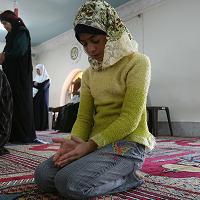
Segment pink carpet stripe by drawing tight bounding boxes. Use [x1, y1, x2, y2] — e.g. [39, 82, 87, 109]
[1, 155, 40, 169]
[9, 148, 49, 158]
[0, 175, 33, 182]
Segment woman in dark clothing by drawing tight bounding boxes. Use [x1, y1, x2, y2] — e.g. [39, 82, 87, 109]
[0, 10, 36, 143]
[33, 64, 50, 130]
[0, 69, 13, 155]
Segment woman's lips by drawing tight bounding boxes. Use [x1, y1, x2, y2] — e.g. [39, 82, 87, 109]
[92, 55, 102, 60]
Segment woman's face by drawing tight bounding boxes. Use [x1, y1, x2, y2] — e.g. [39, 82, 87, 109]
[1, 21, 12, 32]
[79, 33, 107, 62]
[36, 68, 41, 75]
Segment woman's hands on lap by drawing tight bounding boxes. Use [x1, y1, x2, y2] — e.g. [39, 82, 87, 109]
[52, 136, 97, 167]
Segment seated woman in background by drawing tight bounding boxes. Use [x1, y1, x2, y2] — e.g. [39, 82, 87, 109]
[53, 77, 82, 132]
[0, 69, 13, 155]
[33, 64, 50, 131]
[68, 77, 81, 104]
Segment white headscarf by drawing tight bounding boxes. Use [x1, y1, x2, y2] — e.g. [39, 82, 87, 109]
[33, 64, 50, 97]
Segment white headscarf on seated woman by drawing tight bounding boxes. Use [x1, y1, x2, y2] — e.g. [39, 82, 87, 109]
[33, 64, 50, 97]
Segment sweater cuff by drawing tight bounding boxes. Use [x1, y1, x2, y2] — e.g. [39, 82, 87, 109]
[90, 134, 108, 148]
[64, 134, 71, 140]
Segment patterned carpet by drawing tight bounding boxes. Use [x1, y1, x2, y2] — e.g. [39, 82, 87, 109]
[1, 133, 200, 199]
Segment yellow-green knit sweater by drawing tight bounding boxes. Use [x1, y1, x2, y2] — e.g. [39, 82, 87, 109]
[71, 52, 155, 150]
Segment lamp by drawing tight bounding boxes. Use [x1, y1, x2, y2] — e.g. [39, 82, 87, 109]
[13, 0, 19, 17]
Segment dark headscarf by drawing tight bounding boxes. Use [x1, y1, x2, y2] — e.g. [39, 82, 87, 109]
[0, 10, 26, 30]
[0, 10, 31, 55]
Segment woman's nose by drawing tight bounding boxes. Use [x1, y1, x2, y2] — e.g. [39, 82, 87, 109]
[87, 44, 96, 54]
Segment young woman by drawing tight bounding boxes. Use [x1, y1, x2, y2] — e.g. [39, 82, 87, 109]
[0, 10, 36, 143]
[35, 0, 155, 199]
[33, 64, 50, 130]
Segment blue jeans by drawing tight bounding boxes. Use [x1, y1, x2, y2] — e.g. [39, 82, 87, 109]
[34, 140, 145, 199]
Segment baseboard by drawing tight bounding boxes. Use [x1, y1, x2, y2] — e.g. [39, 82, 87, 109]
[157, 122, 200, 137]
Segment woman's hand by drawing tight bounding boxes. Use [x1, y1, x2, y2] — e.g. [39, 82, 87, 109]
[52, 136, 81, 163]
[53, 136, 97, 167]
[0, 53, 5, 65]
[33, 81, 38, 87]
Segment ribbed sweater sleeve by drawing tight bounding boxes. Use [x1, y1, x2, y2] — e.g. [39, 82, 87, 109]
[91, 54, 151, 147]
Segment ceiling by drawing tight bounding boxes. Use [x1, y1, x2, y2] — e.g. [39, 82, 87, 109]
[0, 0, 131, 46]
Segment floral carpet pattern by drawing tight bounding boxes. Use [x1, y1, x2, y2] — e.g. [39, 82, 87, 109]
[1, 133, 200, 199]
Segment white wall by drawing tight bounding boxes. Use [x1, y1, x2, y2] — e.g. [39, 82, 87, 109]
[123, 0, 200, 122]
[143, 0, 200, 122]
[35, 30, 89, 107]
[125, 15, 144, 53]
[35, 0, 200, 123]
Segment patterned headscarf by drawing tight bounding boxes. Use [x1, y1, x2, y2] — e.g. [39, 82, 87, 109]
[74, 0, 138, 70]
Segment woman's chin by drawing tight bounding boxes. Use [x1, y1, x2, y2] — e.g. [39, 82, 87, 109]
[94, 57, 103, 62]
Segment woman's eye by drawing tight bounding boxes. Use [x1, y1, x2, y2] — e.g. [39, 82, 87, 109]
[81, 42, 87, 47]
[92, 40, 99, 44]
